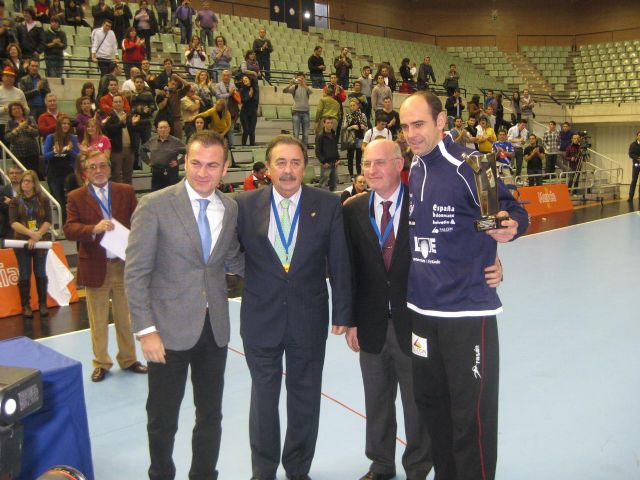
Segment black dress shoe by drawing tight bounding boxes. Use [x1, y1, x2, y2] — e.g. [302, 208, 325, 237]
[91, 367, 108, 382]
[286, 475, 312, 480]
[358, 472, 395, 480]
[124, 361, 148, 374]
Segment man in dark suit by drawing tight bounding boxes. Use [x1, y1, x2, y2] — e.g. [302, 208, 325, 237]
[125, 131, 244, 480]
[343, 139, 504, 480]
[1, 163, 21, 238]
[64, 151, 147, 382]
[236, 135, 352, 480]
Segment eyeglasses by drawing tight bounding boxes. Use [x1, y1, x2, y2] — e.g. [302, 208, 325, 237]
[87, 163, 110, 171]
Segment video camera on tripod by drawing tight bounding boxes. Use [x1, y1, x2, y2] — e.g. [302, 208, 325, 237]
[579, 131, 592, 151]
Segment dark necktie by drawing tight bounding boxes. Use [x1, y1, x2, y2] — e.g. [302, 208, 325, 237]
[380, 200, 395, 271]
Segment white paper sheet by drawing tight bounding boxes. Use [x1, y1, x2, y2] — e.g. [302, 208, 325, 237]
[99, 219, 130, 260]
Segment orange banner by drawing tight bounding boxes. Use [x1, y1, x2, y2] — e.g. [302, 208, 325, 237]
[516, 184, 574, 217]
[0, 242, 79, 318]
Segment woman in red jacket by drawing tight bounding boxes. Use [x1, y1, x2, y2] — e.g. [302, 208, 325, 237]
[121, 27, 145, 79]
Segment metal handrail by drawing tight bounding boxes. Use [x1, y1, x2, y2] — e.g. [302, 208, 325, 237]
[0, 141, 62, 239]
[586, 149, 623, 171]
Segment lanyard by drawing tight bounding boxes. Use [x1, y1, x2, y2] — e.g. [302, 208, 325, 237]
[90, 183, 112, 219]
[369, 183, 403, 249]
[19, 197, 35, 218]
[271, 191, 302, 260]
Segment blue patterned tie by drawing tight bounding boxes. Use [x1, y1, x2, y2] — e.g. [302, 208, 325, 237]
[197, 199, 211, 262]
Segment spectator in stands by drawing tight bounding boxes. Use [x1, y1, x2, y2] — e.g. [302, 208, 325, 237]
[399, 57, 414, 89]
[315, 84, 340, 134]
[37, 93, 61, 140]
[524, 133, 544, 186]
[98, 61, 122, 96]
[122, 27, 145, 79]
[210, 35, 232, 83]
[443, 63, 459, 96]
[543, 120, 560, 174]
[507, 118, 528, 176]
[99, 78, 131, 114]
[155, 0, 169, 33]
[445, 88, 464, 130]
[510, 91, 522, 123]
[181, 83, 201, 140]
[0, 21, 16, 63]
[308, 45, 326, 88]
[380, 96, 399, 140]
[192, 70, 214, 113]
[340, 174, 366, 204]
[5, 102, 39, 174]
[133, 0, 156, 61]
[238, 75, 258, 146]
[243, 161, 271, 190]
[0, 66, 28, 141]
[195, 1, 217, 47]
[191, 116, 205, 136]
[494, 93, 505, 130]
[467, 94, 482, 121]
[627, 131, 640, 202]
[48, 0, 65, 25]
[16, 8, 46, 59]
[283, 71, 312, 148]
[64, 154, 89, 196]
[92, 0, 114, 29]
[127, 75, 155, 168]
[80, 82, 98, 111]
[520, 88, 535, 121]
[43, 18, 66, 78]
[12, 0, 27, 14]
[371, 74, 392, 112]
[348, 80, 368, 120]
[9, 169, 51, 318]
[34, 0, 49, 25]
[362, 112, 392, 151]
[356, 66, 373, 121]
[484, 89, 496, 110]
[334, 47, 352, 90]
[5, 43, 26, 81]
[213, 69, 237, 146]
[140, 119, 186, 191]
[344, 98, 368, 177]
[476, 115, 496, 153]
[18, 58, 50, 122]
[65, 0, 90, 27]
[185, 35, 206, 79]
[241, 50, 261, 80]
[559, 121, 574, 154]
[165, 73, 190, 139]
[112, 0, 133, 47]
[485, 104, 496, 129]
[465, 116, 478, 150]
[121, 66, 149, 92]
[417, 56, 436, 90]
[140, 58, 156, 89]
[376, 64, 397, 92]
[79, 118, 111, 159]
[43, 114, 79, 220]
[75, 96, 94, 140]
[253, 27, 273, 81]
[316, 117, 340, 191]
[564, 133, 581, 193]
[155, 58, 174, 91]
[174, 0, 195, 45]
[92, 19, 119, 76]
[449, 116, 467, 145]
[0, 163, 21, 238]
[195, 98, 230, 141]
[100, 93, 130, 182]
[492, 128, 514, 169]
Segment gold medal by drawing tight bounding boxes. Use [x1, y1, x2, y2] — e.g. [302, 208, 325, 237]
[283, 263, 290, 272]
[27, 220, 37, 231]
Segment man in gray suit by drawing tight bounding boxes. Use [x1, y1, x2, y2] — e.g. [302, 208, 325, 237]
[236, 135, 352, 480]
[125, 130, 244, 480]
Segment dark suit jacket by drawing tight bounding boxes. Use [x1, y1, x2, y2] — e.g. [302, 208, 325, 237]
[0, 184, 16, 238]
[236, 185, 352, 348]
[343, 189, 412, 355]
[63, 182, 137, 288]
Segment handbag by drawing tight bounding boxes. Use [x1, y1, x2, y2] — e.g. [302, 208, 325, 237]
[340, 127, 356, 151]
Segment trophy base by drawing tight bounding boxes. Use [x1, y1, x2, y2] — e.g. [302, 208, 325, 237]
[474, 215, 509, 232]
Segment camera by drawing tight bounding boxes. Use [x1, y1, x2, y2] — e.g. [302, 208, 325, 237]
[580, 131, 592, 149]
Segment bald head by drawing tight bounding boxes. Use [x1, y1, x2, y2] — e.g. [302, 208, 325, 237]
[362, 139, 404, 199]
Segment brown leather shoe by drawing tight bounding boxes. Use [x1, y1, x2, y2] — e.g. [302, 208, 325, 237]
[91, 367, 108, 382]
[124, 361, 148, 374]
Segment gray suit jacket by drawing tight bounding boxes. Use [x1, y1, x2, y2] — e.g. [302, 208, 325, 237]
[124, 179, 244, 350]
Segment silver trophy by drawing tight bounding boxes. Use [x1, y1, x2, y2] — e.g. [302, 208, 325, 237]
[462, 152, 509, 232]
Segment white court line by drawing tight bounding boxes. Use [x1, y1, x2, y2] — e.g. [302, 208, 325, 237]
[521, 211, 637, 239]
[36, 327, 90, 342]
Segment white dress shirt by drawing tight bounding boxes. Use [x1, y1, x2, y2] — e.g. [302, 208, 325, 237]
[91, 183, 117, 259]
[268, 187, 301, 252]
[373, 182, 402, 239]
[185, 180, 225, 257]
[507, 125, 528, 148]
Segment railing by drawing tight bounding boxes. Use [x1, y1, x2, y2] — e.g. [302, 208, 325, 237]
[0, 142, 63, 239]
[586, 149, 624, 171]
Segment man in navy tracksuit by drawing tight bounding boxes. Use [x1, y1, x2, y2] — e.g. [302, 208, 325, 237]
[399, 91, 529, 480]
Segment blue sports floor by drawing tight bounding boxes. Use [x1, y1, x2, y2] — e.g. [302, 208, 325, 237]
[39, 212, 640, 480]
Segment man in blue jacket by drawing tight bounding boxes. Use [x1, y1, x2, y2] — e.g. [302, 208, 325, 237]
[399, 91, 529, 480]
